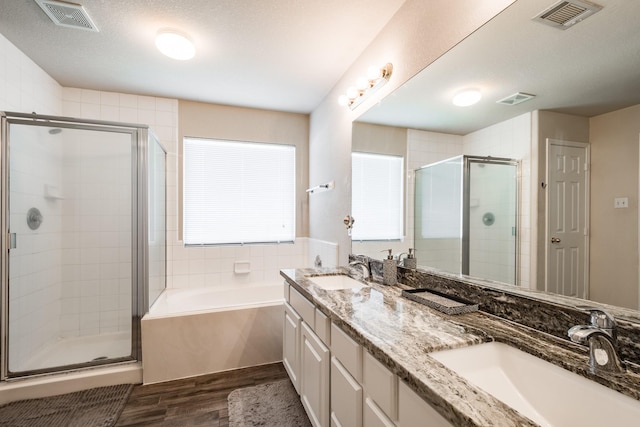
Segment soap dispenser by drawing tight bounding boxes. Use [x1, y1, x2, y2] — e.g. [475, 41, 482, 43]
[404, 248, 417, 269]
[382, 249, 397, 285]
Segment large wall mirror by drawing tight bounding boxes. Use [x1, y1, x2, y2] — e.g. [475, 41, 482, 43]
[351, 0, 640, 312]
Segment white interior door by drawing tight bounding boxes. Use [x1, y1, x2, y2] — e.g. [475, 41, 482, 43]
[546, 139, 589, 298]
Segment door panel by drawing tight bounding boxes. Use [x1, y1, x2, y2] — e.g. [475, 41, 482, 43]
[547, 140, 588, 299]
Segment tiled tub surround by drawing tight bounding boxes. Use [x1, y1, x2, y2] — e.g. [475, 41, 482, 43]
[281, 267, 640, 426]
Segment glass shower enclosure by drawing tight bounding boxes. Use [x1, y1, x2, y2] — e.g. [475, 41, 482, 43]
[0, 112, 166, 379]
[414, 155, 518, 284]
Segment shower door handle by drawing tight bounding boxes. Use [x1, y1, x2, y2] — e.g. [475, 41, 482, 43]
[7, 233, 16, 250]
[551, 237, 561, 244]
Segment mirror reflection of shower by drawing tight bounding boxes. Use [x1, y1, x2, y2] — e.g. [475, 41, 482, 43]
[1, 112, 166, 379]
[414, 155, 518, 285]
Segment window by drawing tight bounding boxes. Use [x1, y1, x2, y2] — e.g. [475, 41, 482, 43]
[351, 152, 403, 241]
[183, 137, 296, 245]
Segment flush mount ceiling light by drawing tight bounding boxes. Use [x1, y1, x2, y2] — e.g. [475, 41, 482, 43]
[338, 63, 393, 110]
[452, 89, 482, 107]
[155, 30, 195, 60]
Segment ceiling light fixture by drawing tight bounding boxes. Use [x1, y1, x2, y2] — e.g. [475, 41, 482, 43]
[452, 89, 482, 107]
[339, 63, 393, 110]
[155, 30, 196, 61]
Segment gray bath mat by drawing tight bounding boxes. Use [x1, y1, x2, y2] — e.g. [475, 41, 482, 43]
[0, 383, 133, 427]
[228, 379, 311, 427]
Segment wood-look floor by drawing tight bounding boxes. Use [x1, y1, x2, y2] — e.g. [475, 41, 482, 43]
[115, 362, 289, 427]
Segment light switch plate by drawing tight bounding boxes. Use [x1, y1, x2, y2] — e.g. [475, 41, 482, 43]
[614, 197, 629, 208]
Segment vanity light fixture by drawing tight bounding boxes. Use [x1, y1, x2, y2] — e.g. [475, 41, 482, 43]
[452, 89, 482, 107]
[155, 30, 196, 60]
[338, 63, 393, 110]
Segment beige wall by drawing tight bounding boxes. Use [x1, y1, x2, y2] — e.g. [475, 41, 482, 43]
[589, 104, 640, 309]
[308, 0, 516, 264]
[178, 100, 310, 239]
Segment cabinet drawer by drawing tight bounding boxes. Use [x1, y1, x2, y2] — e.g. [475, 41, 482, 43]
[284, 282, 290, 302]
[290, 286, 315, 327]
[363, 351, 398, 421]
[315, 308, 330, 346]
[331, 322, 362, 382]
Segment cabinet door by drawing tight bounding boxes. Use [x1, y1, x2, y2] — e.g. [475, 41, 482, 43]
[330, 357, 362, 427]
[398, 380, 453, 427]
[364, 397, 396, 427]
[283, 302, 301, 393]
[301, 322, 330, 427]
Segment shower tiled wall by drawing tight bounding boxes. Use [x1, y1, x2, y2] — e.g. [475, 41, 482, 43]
[57, 130, 133, 338]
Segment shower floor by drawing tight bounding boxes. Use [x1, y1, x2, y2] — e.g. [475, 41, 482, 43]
[12, 332, 131, 374]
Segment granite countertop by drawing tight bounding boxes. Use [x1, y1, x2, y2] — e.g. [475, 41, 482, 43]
[280, 267, 640, 427]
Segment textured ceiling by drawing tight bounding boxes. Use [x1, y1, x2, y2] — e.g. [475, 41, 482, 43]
[358, 0, 640, 134]
[0, 0, 406, 113]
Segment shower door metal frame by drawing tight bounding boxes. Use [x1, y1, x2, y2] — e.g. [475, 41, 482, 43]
[462, 155, 520, 284]
[0, 112, 151, 380]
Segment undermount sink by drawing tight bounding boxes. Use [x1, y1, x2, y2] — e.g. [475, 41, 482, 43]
[306, 274, 368, 290]
[430, 342, 640, 426]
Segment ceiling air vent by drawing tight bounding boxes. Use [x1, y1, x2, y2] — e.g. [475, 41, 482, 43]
[533, 0, 602, 30]
[496, 92, 536, 106]
[34, 0, 98, 32]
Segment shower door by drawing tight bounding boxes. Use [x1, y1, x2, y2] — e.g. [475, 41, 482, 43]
[414, 155, 518, 284]
[465, 157, 518, 285]
[2, 116, 139, 377]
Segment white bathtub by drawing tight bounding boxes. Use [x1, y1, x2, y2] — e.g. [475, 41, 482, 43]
[147, 283, 284, 317]
[142, 283, 285, 384]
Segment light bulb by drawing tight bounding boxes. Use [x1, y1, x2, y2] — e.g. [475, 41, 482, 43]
[356, 76, 370, 91]
[155, 31, 196, 60]
[346, 86, 359, 100]
[367, 66, 382, 80]
[338, 95, 349, 106]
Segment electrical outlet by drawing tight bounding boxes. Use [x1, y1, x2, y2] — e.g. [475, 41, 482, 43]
[614, 197, 629, 208]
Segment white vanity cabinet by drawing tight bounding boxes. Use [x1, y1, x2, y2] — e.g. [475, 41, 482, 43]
[283, 301, 301, 392]
[283, 283, 453, 427]
[363, 350, 398, 426]
[301, 321, 330, 427]
[284, 285, 331, 427]
[398, 380, 453, 427]
[330, 323, 363, 427]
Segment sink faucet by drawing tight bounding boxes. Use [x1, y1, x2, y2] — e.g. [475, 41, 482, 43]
[568, 309, 626, 375]
[349, 260, 371, 281]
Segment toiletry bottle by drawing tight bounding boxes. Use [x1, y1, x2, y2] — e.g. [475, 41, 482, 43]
[382, 249, 397, 285]
[404, 248, 417, 269]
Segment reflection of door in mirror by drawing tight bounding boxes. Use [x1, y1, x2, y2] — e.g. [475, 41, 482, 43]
[545, 139, 589, 299]
[414, 156, 518, 285]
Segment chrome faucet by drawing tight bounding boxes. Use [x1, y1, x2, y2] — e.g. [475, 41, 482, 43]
[349, 260, 371, 281]
[568, 309, 626, 375]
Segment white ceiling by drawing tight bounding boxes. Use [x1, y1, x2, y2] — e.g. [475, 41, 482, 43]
[358, 0, 640, 135]
[0, 0, 406, 113]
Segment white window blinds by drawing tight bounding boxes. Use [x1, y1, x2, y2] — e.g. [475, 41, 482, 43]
[183, 137, 296, 245]
[351, 152, 403, 241]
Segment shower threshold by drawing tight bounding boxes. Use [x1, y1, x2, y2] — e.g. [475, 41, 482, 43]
[12, 331, 131, 374]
